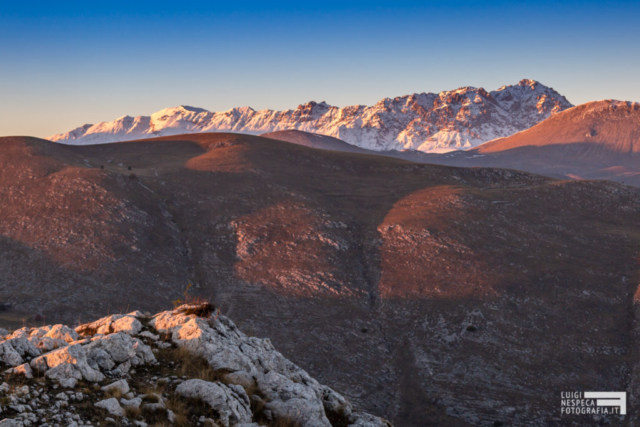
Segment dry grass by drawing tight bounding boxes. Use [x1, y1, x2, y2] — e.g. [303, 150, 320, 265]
[124, 406, 141, 419]
[155, 346, 225, 383]
[164, 395, 192, 427]
[104, 388, 124, 399]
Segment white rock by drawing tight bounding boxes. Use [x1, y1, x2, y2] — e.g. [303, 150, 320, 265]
[44, 364, 82, 388]
[5, 363, 33, 379]
[101, 379, 130, 396]
[54, 392, 68, 401]
[0, 419, 23, 426]
[76, 314, 142, 336]
[348, 413, 393, 427]
[138, 331, 159, 341]
[166, 409, 177, 423]
[84, 333, 155, 367]
[39, 344, 104, 382]
[44, 325, 80, 343]
[28, 336, 68, 352]
[119, 397, 142, 409]
[95, 397, 124, 417]
[258, 371, 330, 427]
[175, 379, 251, 427]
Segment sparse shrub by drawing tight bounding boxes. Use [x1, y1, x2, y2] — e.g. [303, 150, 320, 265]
[104, 387, 124, 399]
[172, 284, 218, 318]
[124, 405, 141, 419]
[156, 346, 224, 383]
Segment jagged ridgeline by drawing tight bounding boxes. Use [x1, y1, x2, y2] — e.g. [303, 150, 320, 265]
[47, 80, 571, 152]
[0, 303, 391, 426]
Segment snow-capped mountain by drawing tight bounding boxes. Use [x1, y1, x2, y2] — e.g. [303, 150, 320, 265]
[48, 79, 572, 152]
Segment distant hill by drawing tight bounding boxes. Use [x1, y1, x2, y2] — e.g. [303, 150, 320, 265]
[425, 100, 640, 186]
[47, 79, 571, 152]
[1, 132, 640, 425]
[261, 129, 374, 153]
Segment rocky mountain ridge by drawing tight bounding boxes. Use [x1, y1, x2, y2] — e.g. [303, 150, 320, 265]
[0, 303, 390, 427]
[48, 80, 572, 152]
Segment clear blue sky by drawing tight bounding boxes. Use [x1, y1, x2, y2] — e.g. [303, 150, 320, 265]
[1, 1, 639, 137]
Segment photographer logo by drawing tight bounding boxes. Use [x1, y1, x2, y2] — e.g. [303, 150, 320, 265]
[561, 392, 626, 415]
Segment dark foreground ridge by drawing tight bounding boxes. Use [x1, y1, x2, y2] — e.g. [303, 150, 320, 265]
[0, 303, 391, 426]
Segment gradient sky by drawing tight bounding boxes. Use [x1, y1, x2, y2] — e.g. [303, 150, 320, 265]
[1, 0, 639, 138]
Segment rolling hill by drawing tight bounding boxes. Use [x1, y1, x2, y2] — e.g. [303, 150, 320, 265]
[432, 100, 640, 186]
[260, 130, 374, 154]
[0, 133, 639, 425]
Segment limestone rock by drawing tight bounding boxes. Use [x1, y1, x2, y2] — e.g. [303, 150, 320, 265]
[175, 379, 252, 427]
[76, 314, 143, 336]
[0, 419, 23, 426]
[0, 303, 391, 426]
[95, 397, 125, 417]
[44, 363, 82, 388]
[39, 344, 104, 382]
[120, 397, 142, 409]
[101, 379, 130, 395]
[152, 304, 389, 427]
[4, 363, 33, 379]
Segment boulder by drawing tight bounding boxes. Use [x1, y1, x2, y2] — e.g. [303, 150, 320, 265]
[102, 379, 130, 396]
[95, 397, 125, 417]
[347, 414, 394, 427]
[257, 371, 331, 427]
[0, 342, 23, 366]
[40, 344, 104, 382]
[76, 314, 143, 336]
[84, 332, 155, 367]
[4, 363, 33, 379]
[120, 397, 142, 409]
[44, 324, 80, 342]
[44, 363, 82, 388]
[29, 336, 68, 352]
[175, 379, 252, 427]
[0, 419, 23, 426]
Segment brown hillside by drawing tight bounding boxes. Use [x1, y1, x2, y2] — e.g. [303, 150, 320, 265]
[261, 129, 374, 154]
[428, 101, 640, 187]
[478, 100, 640, 154]
[1, 133, 640, 425]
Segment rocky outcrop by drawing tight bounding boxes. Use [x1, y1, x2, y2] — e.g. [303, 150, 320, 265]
[175, 379, 252, 426]
[0, 304, 392, 426]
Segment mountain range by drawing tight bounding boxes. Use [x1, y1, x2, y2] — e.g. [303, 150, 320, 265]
[48, 79, 572, 152]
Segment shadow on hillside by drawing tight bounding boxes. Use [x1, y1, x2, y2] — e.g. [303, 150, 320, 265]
[2, 134, 640, 426]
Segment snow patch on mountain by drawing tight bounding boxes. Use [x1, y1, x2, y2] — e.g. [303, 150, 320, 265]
[48, 79, 572, 153]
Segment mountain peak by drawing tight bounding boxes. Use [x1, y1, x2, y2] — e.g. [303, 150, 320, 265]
[518, 78, 540, 86]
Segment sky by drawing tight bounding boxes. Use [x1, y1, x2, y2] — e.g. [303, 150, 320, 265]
[1, 1, 639, 138]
